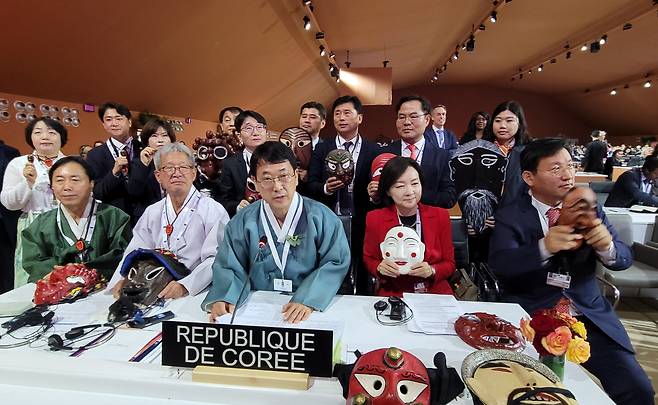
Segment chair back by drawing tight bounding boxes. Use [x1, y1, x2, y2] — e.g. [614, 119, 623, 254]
[450, 218, 469, 269]
[604, 213, 633, 246]
[590, 181, 614, 206]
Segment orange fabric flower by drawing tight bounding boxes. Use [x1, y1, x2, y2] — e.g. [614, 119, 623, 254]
[520, 317, 535, 342]
[541, 326, 572, 356]
[566, 336, 591, 363]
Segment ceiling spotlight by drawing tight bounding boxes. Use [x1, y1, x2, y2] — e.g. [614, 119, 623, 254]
[519, 73, 524, 79]
[336, 77, 340, 83]
[466, 36, 475, 52]
[479, 24, 486, 30]
[527, 70, 532, 75]
[644, 80, 652, 88]
[329, 51, 335, 59]
[537, 64, 543, 72]
[610, 88, 617, 95]
[383, 60, 390, 67]
[303, 16, 311, 30]
[453, 51, 459, 60]
[344, 61, 351, 68]
[590, 42, 600, 53]
[319, 45, 326, 56]
[302, 0, 312, 5]
[564, 43, 570, 50]
[329, 63, 336, 73]
[623, 23, 633, 30]
[550, 58, 557, 64]
[490, 11, 497, 23]
[599, 35, 607, 45]
[580, 44, 588, 51]
[315, 32, 325, 40]
[432, 73, 439, 81]
[566, 51, 572, 59]
[510, 77, 515, 81]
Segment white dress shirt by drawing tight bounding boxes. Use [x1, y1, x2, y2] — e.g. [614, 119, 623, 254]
[0, 153, 65, 213]
[401, 138, 426, 164]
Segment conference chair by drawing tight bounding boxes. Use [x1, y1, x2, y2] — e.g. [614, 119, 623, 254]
[590, 181, 614, 206]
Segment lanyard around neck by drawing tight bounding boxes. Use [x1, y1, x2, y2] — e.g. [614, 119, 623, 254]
[56, 199, 97, 259]
[396, 207, 422, 238]
[259, 194, 304, 278]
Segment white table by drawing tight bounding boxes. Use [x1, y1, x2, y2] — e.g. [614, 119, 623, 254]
[603, 207, 656, 243]
[0, 285, 613, 405]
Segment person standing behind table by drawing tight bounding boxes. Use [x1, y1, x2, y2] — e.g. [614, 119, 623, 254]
[307, 95, 380, 294]
[459, 111, 490, 145]
[86, 102, 139, 222]
[363, 157, 455, 297]
[126, 119, 175, 221]
[217, 110, 268, 217]
[1, 117, 67, 287]
[603, 149, 622, 179]
[489, 137, 653, 405]
[483, 100, 531, 207]
[0, 140, 20, 293]
[299, 101, 326, 151]
[424, 104, 458, 152]
[582, 130, 608, 173]
[605, 157, 658, 208]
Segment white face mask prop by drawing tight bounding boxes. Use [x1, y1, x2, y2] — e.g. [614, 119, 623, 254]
[380, 226, 425, 275]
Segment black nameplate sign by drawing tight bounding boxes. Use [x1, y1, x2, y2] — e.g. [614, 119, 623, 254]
[161, 321, 333, 377]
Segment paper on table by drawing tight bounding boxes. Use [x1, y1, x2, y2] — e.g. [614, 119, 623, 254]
[79, 329, 162, 361]
[403, 293, 463, 335]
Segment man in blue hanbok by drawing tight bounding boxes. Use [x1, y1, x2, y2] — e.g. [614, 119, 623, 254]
[203, 141, 350, 323]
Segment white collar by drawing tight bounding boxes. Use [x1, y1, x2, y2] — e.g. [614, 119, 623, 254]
[530, 193, 561, 217]
[311, 135, 320, 149]
[61, 197, 94, 236]
[262, 192, 301, 243]
[337, 134, 359, 146]
[109, 136, 132, 149]
[402, 137, 425, 149]
[165, 186, 197, 217]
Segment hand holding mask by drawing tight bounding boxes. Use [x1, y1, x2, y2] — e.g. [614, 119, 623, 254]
[325, 149, 355, 186]
[380, 226, 425, 275]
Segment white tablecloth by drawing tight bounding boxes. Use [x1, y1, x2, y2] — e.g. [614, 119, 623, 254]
[603, 207, 656, 243]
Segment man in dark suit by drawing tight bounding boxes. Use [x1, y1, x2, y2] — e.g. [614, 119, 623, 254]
[217, 110, 267, 217]
[424, 104, 458, 152]
[86, 102, 138, 222]
[307, 95, 380, 294]
[370, 95, 455, 208]
[605, 157, 658, 207]
[489, 138, 653, 404]
[582, 130, 608, 173]
[0, 140, 20, 293]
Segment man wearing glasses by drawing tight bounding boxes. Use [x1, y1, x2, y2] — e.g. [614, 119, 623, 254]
[218, 110, 268, 217]
[204, 141, 350, 323]
[108, 142, 229, 300]
[369, 95, 455, 208]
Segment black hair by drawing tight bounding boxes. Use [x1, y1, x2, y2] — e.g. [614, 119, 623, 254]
[139, 118, 176, 144]
[48, 156, 95, 183]
[483, 100, 530, 146]
[219, 106, 243, 123]
[300, 101, 327, 120]
[249, 141, 297, 178]
[332, 95, 363, 114]
[98, 102, 132, 121]
[395, 95, 431, 115]
[25, 117, 68, 148]
[461, 111, 491, 144]
[234, 110, 267, 133]
[378, 156, 424, 206]
[642, 156, 658, 173]
[520, 137, 569, 173]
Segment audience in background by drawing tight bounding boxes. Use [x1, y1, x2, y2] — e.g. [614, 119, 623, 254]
[605, 156, 658, 207]
[0, 139, 20, 293]
[218, 106, 243, 136]
[604, 149, 622, 179]
[425, 104, 458, 152]
[582, 130, 608, 173]
[299, 101, 326, 150]
[79, 144, 92, 159]
[459, 111, 490, 145]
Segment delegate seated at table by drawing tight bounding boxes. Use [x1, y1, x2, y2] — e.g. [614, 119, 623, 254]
[604, 156, 658, 208]
[108, 143, 229, 299]
[21, 156, 132, 282]
[202, 142, 350, 323]
[488, 138, 653, 404]
[363, 157, 455, 296]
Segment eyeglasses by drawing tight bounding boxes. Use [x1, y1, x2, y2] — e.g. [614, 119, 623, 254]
[159, 164, 195, 175]
[544, 163, 576, 176]
[241, 124, 266, 135]
[257, 173, 294, 188]
[396, 113, 427, 122]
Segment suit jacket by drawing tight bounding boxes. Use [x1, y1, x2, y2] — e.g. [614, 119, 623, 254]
[583, 140, 607, 173]
[87, 141, 139, 220]
[363, 204, 455, 296]
[0, 142, 20, 235]
[381, 140, 456, 208]
[605, 168, 658, 207]
[499, 145, 527, 207]
[217, 151, 248, 217]
[489, 193, 634, 352]
[125, 157, 162, 221]
[424, 127, 458, 151]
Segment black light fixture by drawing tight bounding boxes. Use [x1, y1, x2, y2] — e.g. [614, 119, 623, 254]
[479, 24, 486, 30]
[644, 80, 652, 88]
[329, 51, 335, 59]
[344, 50, 351, 68]
[383, 60, 389, 67]
[599, 34, 607, 45]
[537, 64, 544, 72]
[566, 51, 572, 59]
[490, 11, 497, 23]
[623, 84, 630, 89]
[315, 32, 325, 40]
[466, 36, 475, 52]
[302, 0, 312, 6]
[303, 16, 311, 30]
[590, 41, 600, 53]
[519, 73, 524, 79]
[610, 88, 617, 95]
[623, 23, 633, 30]
[453, 51, 459, 60]
[319, 45, 326, 56]
[580, 44, 588, 51]
[550, 58, 557, 63]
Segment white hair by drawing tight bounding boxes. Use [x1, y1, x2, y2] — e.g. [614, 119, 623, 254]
[153, 142, 195, 169]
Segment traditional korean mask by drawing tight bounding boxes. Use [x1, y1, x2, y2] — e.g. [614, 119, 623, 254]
[380, 226, 425, 275]
[245, 177, 261, 203]
[454, 312, 526, 352]
[370, 153, 397, 182]
[557, 187, 598, 250]
[33, 263, 103, 305]
[279, 127, 313, 170]
[192, 130, 240, 180]
[458, 189, 498, 235]
[325, 149, 355, 185]
[334, 348, 464, 405]
[464, 350, 578, 405]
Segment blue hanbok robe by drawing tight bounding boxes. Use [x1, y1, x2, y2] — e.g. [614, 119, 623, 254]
[202, 196, 350, 312]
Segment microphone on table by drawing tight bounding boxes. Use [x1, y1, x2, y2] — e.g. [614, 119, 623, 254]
[0, 307, 55, 339]
[229, 236, 267, 325]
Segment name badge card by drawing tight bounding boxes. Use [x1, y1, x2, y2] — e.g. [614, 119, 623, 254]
[546, 272, 571, 289]
[162, 321, 333, 377]
[274, 278, 293, 293]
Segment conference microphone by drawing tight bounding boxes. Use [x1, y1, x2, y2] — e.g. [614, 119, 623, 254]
[229, 236, 267, 325]
[0, 309, 54, 338]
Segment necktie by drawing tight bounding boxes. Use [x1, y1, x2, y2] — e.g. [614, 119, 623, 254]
[546, 207, 561, 227]
[436, 129, 444, 148]
[554, 296, 571, 314]
[338, 141, 354, 215]
[407, 144, 417, 160]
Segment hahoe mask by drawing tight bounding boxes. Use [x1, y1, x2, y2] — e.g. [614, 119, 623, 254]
[380, 226, 425, 275]
[557, 186, 597, 250]
[370, 153, 397, 182]
[325, 149, 355, 185]
[333, 347, 465, 405]
[279, 127, 313, 170]
[245, 177, 261, 203]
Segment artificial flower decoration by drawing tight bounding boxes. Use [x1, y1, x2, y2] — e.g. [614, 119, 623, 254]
[519, 309, 591, 364]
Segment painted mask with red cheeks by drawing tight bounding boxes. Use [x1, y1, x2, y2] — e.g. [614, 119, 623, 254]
[370, 153, 397, 182]
[325, 149, 354, 184]
[347, 348, 431, 405]
[279, 127, 313, 170]
[244, 177, 261, 203]
[380, 226, 425, 275]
